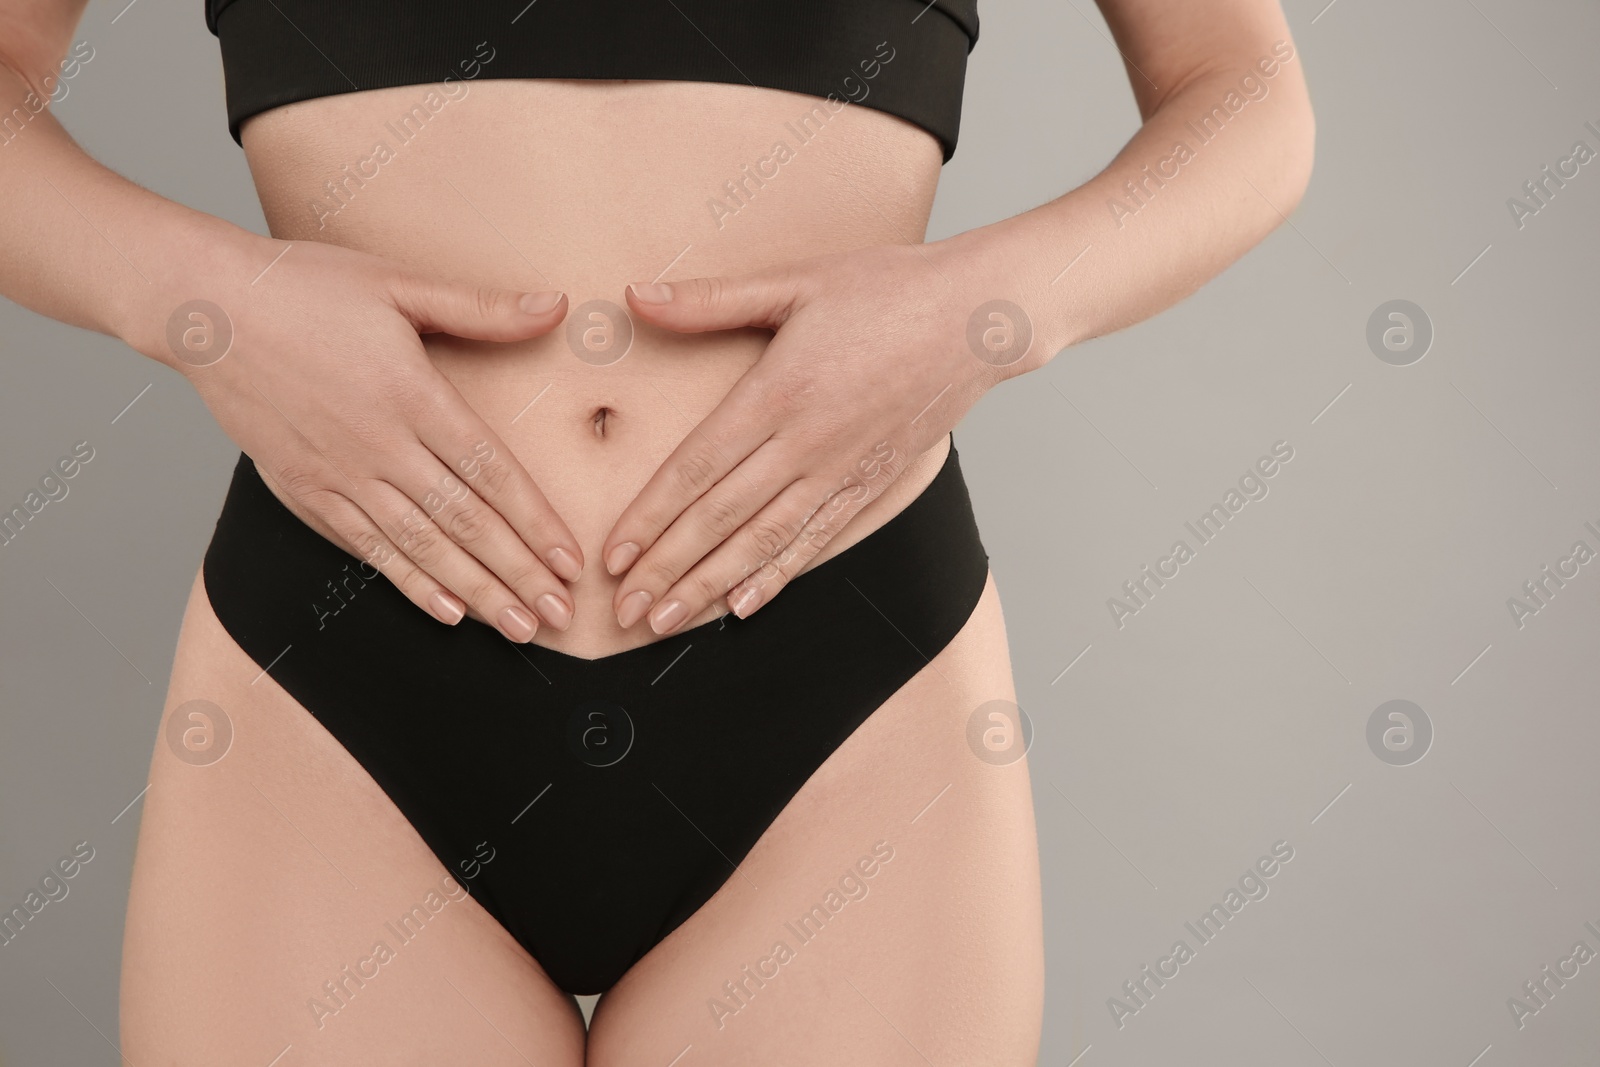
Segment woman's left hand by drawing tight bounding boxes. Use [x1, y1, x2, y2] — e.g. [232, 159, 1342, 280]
[601, 240, 1023, 634]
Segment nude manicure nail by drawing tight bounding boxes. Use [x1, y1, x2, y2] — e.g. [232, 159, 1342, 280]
[498, 605, 538, 642]
[430, 591, 465, 624]
[520, 290, 564, 314]
[535, 593, 572, 631]
[606, 541, 641, 575]
[650, 599, 689, 635]
[628, 282, 673, 304]
[548, 546, 583, 582]
[616, 589, 653, 628]
[728, 587, 760, 619]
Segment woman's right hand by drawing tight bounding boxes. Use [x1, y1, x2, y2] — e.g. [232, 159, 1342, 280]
[127, 232, 583, 643]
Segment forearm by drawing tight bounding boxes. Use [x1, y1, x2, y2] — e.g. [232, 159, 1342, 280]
[942, 37, 1315, 378]
[0, 59, 269, 367]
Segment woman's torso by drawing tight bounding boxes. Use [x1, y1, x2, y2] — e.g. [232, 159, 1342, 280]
[238, 77, 948, 657]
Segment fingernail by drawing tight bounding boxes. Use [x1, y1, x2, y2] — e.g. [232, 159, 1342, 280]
[616, 589, 653, 628]
[430, 591, 465, 624]
[547, 546, 583, 582]
[520, 290, 564, 314]
[606, 541, 641, 575]
[650, 599, 690, 635]
[628, 282, 673, 304]
[729, 587, 761, 619]
[498, 604, 538, 642]
[535, 593, 572, 631]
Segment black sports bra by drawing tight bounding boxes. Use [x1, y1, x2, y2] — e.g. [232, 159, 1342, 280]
[205, 0, 979, 161]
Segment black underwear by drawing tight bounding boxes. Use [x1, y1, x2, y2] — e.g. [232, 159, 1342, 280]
[202, 438, 989, 994]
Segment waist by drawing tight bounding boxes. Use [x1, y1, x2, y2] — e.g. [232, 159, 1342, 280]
[240, 79, 947, 656]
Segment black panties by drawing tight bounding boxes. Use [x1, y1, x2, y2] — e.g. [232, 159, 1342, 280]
[202, 438, 989, 994]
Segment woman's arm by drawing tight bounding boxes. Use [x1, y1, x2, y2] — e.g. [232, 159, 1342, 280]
[0, 0, 209, 344]
[0, 2, 588, 641]
[600, 0, 1314, 632]
[944, 0, 1315, 369]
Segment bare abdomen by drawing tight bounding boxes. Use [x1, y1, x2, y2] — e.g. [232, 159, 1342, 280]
[238, 77, 947, 656]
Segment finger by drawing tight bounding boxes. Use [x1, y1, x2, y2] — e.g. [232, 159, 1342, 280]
[646, 477, 864, 634]
[610, 446, 793, 627]
[388, 275, 569, 341]
[254, 458, 471, 627]
[624, 267, 801, 334]
[363, 479, 548, 643]
[315, 490, 469, 626]
[385, 449, 576, 632]
[722, 476, 882, 621]
[600, 396, 772, 579]
[412, 397, 585, 582]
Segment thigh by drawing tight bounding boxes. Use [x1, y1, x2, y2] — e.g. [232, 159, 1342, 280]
[120, 569, 587, 1067]
[586, 573, 1044, 1067]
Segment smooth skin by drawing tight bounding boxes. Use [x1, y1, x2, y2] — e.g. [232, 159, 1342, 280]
[0, 0, 1312, 1061]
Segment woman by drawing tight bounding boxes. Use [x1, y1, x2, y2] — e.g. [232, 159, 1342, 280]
[0, 0, 1312, 1061]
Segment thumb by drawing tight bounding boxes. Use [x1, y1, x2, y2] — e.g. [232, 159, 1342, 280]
[389, 277, 568, 341]
[625, 270, 800, 334]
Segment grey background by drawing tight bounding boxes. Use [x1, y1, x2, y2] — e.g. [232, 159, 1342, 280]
[3, 0, 1597, 1063]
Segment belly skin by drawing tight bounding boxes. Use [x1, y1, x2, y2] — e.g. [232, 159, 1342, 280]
[239, 77, 946, 656]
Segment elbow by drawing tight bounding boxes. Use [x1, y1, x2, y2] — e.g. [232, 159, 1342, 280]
[1274, 99, 1317, 217]
[1288, 105, 1317, 213]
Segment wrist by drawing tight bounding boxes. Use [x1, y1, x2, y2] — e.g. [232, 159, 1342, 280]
[930, 217, 1081, 383]
[114, 213, 280, 374]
